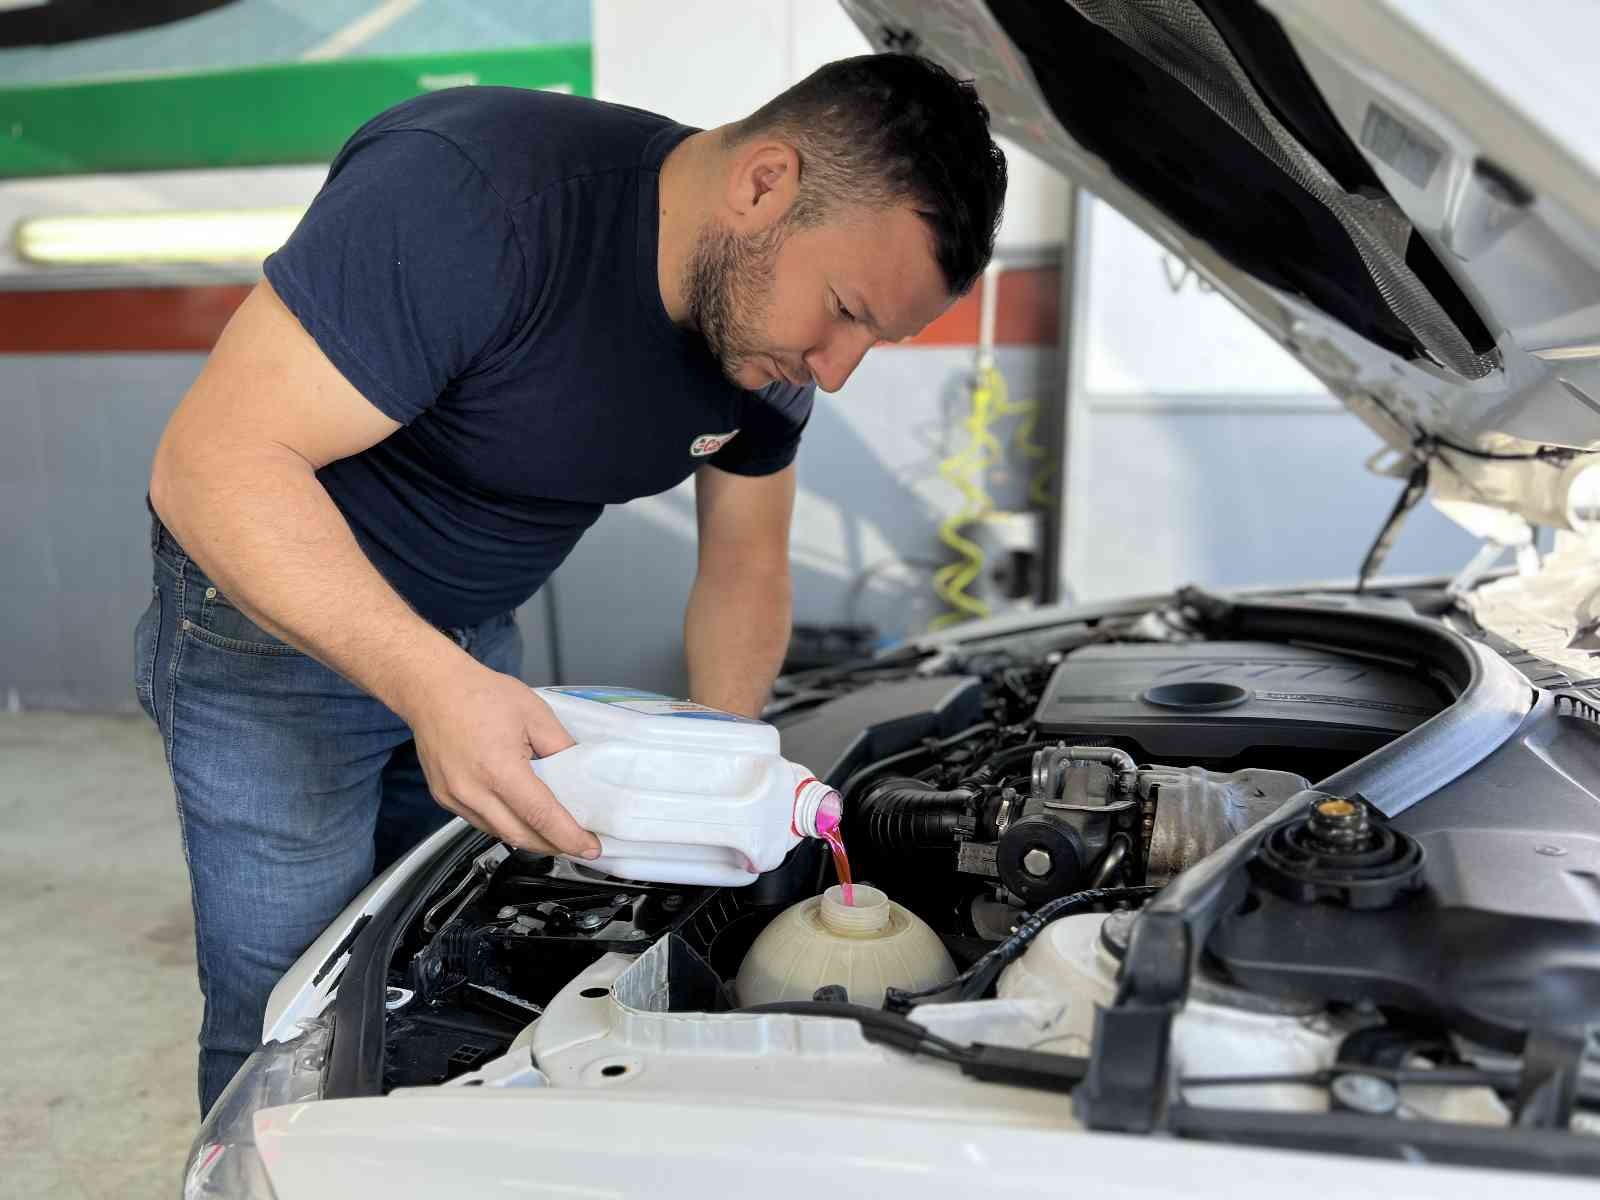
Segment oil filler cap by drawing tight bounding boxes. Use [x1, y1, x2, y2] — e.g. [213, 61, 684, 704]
[1139, 681, 1251, 711]
[1251, 795, 1424, 910]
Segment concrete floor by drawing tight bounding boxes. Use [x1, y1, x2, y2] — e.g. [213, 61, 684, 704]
[2, 713, 202, 1199]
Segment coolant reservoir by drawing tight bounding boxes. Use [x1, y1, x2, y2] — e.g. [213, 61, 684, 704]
[736, 885, 957, 1008]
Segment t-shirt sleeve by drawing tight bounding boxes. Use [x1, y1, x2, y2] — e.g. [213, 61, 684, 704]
[708, 381, 814, 476]
[263, 129, 528, 425]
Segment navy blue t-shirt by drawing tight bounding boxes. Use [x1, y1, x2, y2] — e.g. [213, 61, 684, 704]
[263, 88, 813, 628]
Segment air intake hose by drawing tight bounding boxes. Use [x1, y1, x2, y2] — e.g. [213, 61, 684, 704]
[855, 778, 977, 849]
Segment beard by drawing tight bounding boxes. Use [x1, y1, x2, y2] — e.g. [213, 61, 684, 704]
[683, 219, 785, 388]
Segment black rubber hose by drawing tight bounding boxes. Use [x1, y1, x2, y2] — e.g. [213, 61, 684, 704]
[837, 722, 998, 802]
[960, 739, 1043, 786]
[855, 778, 977, 849]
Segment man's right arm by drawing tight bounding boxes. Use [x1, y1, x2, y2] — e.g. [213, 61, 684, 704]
[150, 278, 599, 859]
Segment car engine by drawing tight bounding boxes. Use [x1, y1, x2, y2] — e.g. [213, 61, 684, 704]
[362, 588, 1600, 1171]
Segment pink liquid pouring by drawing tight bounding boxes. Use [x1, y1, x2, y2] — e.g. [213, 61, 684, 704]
[816, 809, 854, 906]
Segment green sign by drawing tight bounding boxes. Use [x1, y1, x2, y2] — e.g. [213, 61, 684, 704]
[0, 43, 591, 179]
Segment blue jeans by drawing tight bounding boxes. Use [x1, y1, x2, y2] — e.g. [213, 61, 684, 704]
[133, 513, 522, 1117]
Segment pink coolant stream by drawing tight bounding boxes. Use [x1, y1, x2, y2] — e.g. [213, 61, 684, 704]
[794, 775, 854, 906]
[819, 819, 854, 908]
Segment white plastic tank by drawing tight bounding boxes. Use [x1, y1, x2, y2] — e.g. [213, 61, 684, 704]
[736, 884, 958, 1008]
[529, 686, 840, 887]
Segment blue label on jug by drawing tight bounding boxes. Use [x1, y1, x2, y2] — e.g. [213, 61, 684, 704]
[551, 686, 673, 704]
[547, 686, 761, 723]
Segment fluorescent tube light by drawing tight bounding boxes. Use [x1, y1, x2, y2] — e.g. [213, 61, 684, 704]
[14, 207, 306, 266]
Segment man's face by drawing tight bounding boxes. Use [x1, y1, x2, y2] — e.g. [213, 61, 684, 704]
[685, 202, 953, 393]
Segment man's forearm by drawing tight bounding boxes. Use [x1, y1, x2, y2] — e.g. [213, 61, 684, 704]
[684, 566, 792, 718]
[142, 279, 595, 859]
[150, 438, 471, 723]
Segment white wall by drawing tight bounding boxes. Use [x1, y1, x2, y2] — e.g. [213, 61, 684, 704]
[1060, 195, 1479, 602]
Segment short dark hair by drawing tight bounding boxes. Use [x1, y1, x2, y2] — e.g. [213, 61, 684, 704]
[726, 53, 1007, 297]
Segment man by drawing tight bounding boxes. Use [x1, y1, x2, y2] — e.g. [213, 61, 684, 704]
[135, 53, 1006, 1114]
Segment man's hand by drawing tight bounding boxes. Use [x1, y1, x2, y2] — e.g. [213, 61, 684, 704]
[400, 659, 601, 857]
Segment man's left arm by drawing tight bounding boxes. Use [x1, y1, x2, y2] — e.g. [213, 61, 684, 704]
[685, 462, 796, 718]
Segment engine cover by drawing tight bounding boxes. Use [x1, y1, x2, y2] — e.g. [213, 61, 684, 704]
[1032, 641, 1445, 761]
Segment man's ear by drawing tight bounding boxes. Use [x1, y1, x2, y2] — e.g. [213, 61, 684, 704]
[725, 140, 800, 231]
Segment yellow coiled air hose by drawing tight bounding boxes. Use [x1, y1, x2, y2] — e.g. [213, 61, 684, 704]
[929, 262, 1057, 631]
[929, 363, 1005, 630]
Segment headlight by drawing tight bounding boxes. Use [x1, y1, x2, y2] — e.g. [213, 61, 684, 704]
[181, 1019, 331, 1199]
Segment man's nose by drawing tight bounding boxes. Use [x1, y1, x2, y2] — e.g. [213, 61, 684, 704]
[804, 328, 876, 393]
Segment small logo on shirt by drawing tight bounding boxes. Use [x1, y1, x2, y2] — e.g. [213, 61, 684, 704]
[689, 429, 740, 457]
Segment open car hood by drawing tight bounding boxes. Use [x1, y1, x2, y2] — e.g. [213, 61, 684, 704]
[841, 0, 1600, 534]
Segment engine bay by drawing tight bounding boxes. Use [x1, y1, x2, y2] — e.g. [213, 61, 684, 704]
[362, 589, 1600, 1172]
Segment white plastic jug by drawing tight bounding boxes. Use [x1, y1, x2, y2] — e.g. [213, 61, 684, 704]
[528, 685, 841, 887]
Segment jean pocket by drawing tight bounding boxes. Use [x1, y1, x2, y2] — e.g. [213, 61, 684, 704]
[134, 586, 160, 719]
[186, 584, 301, 658]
